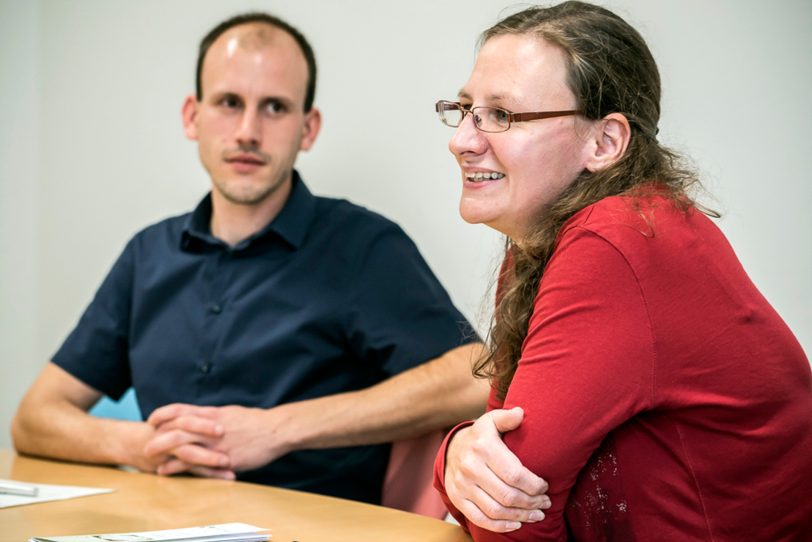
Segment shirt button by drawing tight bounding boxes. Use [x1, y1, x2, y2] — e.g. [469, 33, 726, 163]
[200, 362, 212, 374]
[210, 304, 222, 314]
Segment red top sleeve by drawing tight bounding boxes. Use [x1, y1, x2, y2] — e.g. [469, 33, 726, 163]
[434, 225, 655, 541]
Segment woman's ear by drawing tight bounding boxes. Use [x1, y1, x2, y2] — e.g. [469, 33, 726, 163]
[585, 113, 631, 172]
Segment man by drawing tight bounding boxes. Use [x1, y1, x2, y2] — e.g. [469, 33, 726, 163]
[12, 12, 487, 505]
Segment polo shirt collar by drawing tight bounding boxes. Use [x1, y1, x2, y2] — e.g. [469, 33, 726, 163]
[181, 170, 316, 252]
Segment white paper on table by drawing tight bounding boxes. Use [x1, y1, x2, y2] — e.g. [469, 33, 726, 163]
[29, 522, 269, 542]
[0, 478, 112, 509]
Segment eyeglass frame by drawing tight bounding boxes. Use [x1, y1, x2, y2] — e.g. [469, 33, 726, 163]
[435, 100, 582, 133]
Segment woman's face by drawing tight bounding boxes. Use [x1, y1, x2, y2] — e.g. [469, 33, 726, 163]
[450, 34, 594, 242]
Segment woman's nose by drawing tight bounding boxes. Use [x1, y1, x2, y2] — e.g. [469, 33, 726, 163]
[449, 112, 488, 158]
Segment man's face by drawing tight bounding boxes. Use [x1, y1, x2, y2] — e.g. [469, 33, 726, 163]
[183, 23, 320, 207]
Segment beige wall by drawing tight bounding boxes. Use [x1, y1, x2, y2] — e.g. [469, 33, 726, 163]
[2, 0, 810, 447]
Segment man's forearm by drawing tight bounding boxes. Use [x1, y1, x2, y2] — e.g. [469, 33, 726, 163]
[12, 400, 149, 467]
[274, 342, 490, 451]
[12, 362, 152, 469]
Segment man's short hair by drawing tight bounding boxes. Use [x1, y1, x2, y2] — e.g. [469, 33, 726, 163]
[195, 12, 317, 111]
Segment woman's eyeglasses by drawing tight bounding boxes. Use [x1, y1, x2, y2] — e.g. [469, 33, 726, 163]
[435, 100, 581, 133]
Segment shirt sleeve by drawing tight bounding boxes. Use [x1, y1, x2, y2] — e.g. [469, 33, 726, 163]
[51, 239, 136, 400]
[438, 226, 655, 541]
[345, 223, 478, 376]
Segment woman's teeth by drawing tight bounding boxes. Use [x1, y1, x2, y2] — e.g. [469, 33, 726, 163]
[466, 171, 505, 182]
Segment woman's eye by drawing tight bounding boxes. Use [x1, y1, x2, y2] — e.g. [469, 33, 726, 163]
[493, 108, 510, 124]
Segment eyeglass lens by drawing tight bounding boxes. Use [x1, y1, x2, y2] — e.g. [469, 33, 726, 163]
[437, 102, 511, 132]
[438, 102, 464, 127]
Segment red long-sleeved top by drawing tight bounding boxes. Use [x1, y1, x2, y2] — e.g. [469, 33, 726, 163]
[435, 195, 812, 541]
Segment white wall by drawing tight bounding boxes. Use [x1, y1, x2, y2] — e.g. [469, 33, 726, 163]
[1, 1, 40, 449]
[2, 0, 810, 447]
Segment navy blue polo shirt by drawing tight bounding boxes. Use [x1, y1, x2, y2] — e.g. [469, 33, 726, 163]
[53, 171, 475, 504]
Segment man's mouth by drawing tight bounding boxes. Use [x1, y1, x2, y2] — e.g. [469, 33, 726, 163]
[226, 154, 266, 165]
[465, 171, 505, 182]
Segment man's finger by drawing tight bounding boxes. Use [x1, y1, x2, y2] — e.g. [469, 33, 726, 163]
[143, 428, 216, 459]
[187, 466, 236, 480]
[156, 458, 235, 480]
[171, 443, 231, 469]
[147, 403, 219, 427]
[153, 414, 224, 437]
[156, 457, 191, 476]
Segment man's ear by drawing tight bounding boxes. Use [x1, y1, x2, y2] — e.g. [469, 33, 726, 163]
[181, 95, 199, 141]
[299, 107, 322, 151]
[585, 112, 631, 172]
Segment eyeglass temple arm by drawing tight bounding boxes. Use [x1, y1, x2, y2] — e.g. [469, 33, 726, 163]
[435, 100, 460, 112]
[511, 110, 581, 122]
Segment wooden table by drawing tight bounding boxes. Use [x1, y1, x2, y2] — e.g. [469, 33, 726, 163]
[0, 450, 471, 542]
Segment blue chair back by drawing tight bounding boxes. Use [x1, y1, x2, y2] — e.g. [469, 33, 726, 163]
[89, 388, 142, 421]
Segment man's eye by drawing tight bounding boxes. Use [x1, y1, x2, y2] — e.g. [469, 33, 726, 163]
[219, 96, 241, 109]
[265, 100, 287, 115]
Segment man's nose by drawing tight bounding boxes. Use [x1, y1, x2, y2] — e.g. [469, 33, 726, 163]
[449, 112, 488, 158]
[235, 110, 261, 147]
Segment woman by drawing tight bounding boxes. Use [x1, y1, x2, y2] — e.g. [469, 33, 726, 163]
[432, 2, 811, 541]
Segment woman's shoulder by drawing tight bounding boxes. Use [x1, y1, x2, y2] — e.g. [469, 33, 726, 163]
[561, 191, 703, 246]
[552, 191, 723, 282]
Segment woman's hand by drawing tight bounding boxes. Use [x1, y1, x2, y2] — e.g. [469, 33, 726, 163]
[444, 407, 551, 532]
